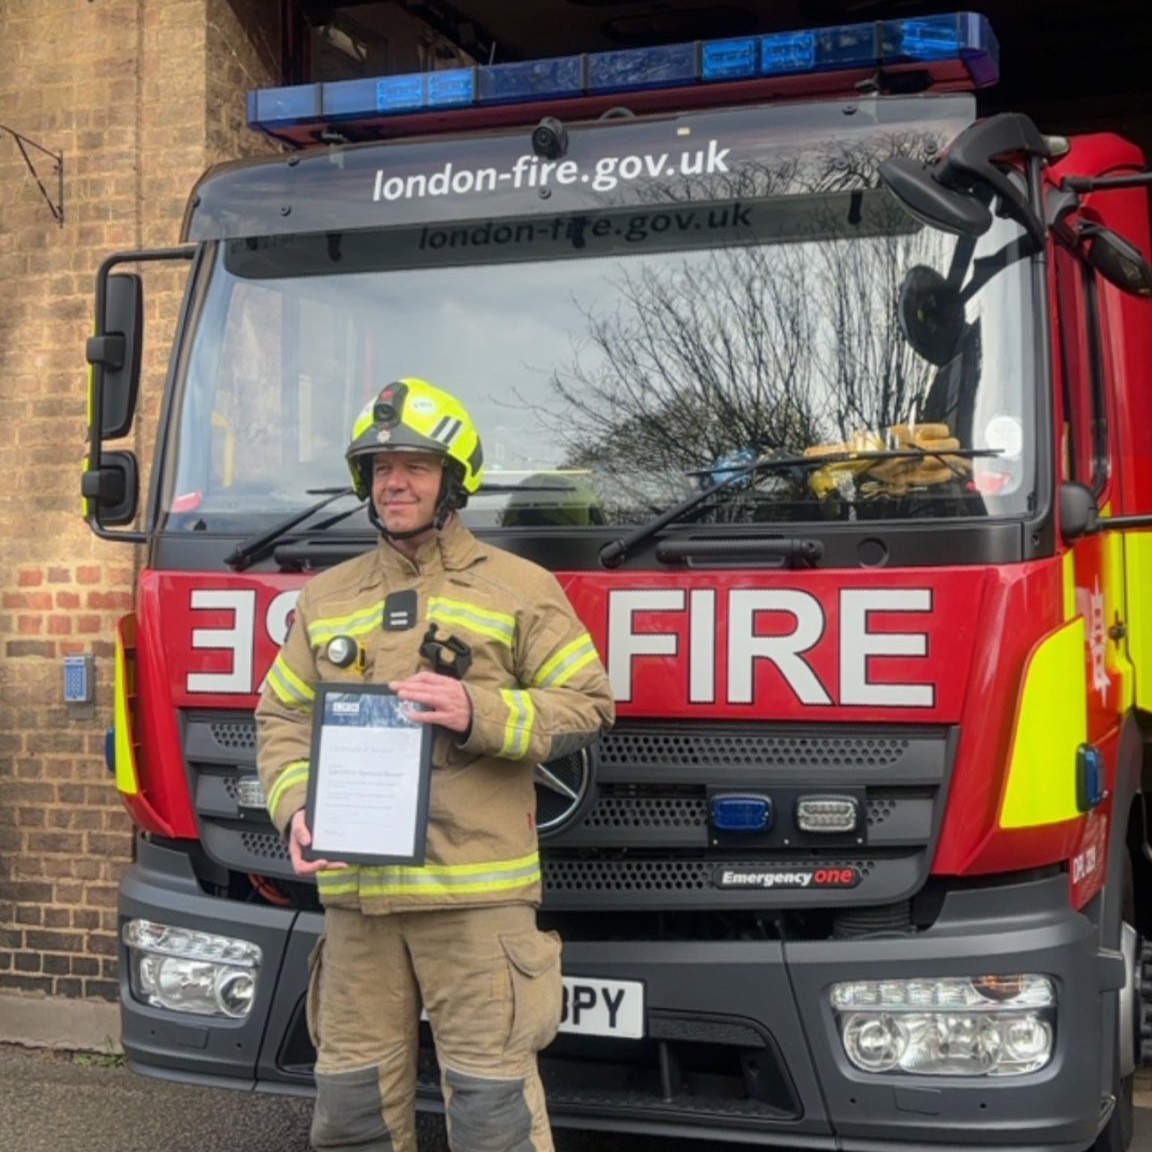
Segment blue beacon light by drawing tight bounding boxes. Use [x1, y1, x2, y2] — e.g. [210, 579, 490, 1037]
[711, 794, 773, 834]
[247, 11, 999, 141]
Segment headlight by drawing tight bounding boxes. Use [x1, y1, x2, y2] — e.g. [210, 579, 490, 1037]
[124, 918, 262, 1019]
[831, 975, 1054, 1076]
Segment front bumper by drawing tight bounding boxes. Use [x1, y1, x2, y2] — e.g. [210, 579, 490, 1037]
[120, 838, 1115, 1150]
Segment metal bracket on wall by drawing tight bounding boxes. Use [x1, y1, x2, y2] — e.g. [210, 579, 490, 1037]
[0, 123, 64, 227]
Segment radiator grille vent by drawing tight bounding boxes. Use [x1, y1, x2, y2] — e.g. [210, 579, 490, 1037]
[599, 731, 908, 769]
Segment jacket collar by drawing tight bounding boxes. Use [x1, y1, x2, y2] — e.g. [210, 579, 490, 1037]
[358, 516, 485, 590]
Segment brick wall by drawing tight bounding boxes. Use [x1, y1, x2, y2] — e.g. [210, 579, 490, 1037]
[0, 0, 280, 1004]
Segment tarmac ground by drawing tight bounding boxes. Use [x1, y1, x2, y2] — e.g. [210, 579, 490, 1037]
[4, 987, 1152, 1152]
[3, 1043, 1152, 1152]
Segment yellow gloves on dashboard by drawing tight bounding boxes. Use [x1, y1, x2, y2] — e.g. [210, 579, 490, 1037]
[804, 423, 969, 499]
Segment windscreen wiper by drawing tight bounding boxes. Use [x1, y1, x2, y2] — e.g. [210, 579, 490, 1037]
[477, 481, 591, 493]
[226, 480, 591, 572]
[225, 487, 363, 572]
[599, 446, 1001, 568]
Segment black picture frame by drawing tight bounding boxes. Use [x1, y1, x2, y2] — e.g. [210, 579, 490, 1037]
[303, 683, 433, 866]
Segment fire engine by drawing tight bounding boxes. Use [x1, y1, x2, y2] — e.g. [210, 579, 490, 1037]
[82, 11, 1152, 1150]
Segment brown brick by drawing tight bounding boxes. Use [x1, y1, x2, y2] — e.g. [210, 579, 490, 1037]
[86, 591, 134, 611]
[87, 931, 119, 957]
[26, 831, 77, 854]
[5, 639, 56, 658]
[3, 590, 53, 611]
[6, 882, 55, 904]
[85, 979, 119, 1002]
[25, 929, 86, 953]
[1, 0, 286, 1007]
[42, 954, 71, 976]
[84, 883, 121, 910]
[70, 859, 105, 881]
[0, 975, 53, 996]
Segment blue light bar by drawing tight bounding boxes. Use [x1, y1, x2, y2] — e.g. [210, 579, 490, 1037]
[247, 84, 322, 128]
[700, 36, 758, 81]
[428, 68, 475, 108]
[378, 74, 425, 113]
[323, 77, 384, 117]
[760, 32, 818, 76]
[585, 43, 699, 93]
[248, 11, 998, 139]
[478, 55, 584, 104]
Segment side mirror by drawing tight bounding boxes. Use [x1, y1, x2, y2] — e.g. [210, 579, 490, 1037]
[82, 450, 140, 527]
[87, 271, 142, 440]
[931, 114, 1050, 246]
[880, 114, 1052, 246]
[879, 156, 992, 238]
[898, 265, 966, 366]
[1059, 481, 1099, 542]
[1079, 223, 1152, 298]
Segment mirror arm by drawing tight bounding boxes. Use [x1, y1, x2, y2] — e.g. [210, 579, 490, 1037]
[1098, 513, 1152, 531]
[85, 333, 125, 371]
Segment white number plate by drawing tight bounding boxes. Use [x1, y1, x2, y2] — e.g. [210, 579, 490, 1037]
[559, 976, 645, 1039]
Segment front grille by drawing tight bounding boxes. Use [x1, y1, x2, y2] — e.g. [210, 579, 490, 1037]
[600, 729, 909, 770]
[583, 796, 707, 828]
[185, 712, 952, 908]
[210, 721, 256, 751]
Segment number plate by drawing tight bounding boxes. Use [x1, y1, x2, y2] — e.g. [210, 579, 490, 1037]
[559, 976, 645, 1039]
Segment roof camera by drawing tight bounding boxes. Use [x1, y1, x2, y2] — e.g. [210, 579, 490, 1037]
[531, 116, 568, 160]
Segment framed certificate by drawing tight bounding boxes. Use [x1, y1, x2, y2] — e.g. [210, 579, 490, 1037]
[304, 683, 433, 866]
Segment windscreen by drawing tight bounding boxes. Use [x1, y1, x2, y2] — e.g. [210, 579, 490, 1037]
[163, 119, 1036, 535]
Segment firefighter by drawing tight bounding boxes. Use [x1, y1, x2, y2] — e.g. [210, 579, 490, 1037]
[256, 377, 615, 1152]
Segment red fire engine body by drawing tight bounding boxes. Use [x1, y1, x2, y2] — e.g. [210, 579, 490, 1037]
[83, 12, 1152, 1151]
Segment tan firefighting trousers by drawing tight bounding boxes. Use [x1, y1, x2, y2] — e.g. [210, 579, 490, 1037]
[306, 904, 563, 1152]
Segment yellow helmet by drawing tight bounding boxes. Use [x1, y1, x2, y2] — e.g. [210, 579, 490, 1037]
[345, 378, 485, 506]
[498, 473, 606, 527]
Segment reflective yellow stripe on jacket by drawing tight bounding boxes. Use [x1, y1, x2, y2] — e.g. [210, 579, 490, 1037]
[267, 758, 310, 816]
[428, 596, 516, 648]
[498, 689, 536, 758]
[264, 653, 316, 709]
[315, 851, 541, 899]
[307, 601, 387, 646]
[533, 633, 599, 688]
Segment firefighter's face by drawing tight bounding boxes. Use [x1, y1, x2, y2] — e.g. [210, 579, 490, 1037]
[371, 451, 444, 536]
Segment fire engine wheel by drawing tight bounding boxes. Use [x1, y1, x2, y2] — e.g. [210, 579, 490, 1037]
[1094, 858, 1137, 1152]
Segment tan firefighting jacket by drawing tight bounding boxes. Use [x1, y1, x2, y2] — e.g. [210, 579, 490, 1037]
[255, 516, 615, 914]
